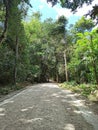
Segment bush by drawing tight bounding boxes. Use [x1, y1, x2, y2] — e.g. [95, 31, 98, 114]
[59, 82, 97, 97]
[0, 87, 10, 95]
[0, 84, 25, 95]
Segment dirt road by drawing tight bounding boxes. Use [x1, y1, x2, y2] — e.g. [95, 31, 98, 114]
[0, 83, 98, 130]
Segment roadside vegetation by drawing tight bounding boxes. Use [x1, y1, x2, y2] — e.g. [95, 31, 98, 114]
[0, 82, 30, 96]
[59, 82, 98, 101]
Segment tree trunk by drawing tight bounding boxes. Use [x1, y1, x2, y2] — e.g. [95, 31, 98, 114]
[14, 36, 18, 85]
[55, 56, 59, 82]
[56, 71, 59, 83]
[64, 50, 68, 82]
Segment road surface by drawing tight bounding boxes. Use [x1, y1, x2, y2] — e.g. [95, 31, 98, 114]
[0, 83, 98, 130]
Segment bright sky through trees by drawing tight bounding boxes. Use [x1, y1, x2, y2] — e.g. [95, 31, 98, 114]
[28, 0, 98, 25]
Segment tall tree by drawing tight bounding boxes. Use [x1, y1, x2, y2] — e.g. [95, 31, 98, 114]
[0, 0, 31, 44]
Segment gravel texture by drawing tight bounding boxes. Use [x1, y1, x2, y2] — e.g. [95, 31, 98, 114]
[0, 83, 98, 130]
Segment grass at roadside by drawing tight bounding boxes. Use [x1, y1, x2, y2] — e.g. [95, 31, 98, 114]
[59, 82, 98, 101]
[0, 82, 31, 96]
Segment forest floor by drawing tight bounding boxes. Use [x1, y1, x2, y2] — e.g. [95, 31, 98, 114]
[0, 83, 98, 130]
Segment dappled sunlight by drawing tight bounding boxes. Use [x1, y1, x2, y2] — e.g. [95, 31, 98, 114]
[21, 108, 28, 112]
[41, 83, 59, 88]
[0, 108, 5, 117]
[5, 100, 14, 104]
[0, 100, 14, 106]
[50, 88, 98, 129]
[66, 94, 76, 98]
[62, 91, 98, 130]
[0, 113, 5, 116]
[21, 106, 34, 112]
[43, 99, 51, 102]
[0, 108, 5, 112]
[71, 100, 85, 107]
[61, 99, 68, 102]
[74, 110, 82, 114]
[19, 118, 43, 124]
[28, 106, 34, 109]
[64, 124, 75, 130]
[61, 89, 72, 94]
[51, 93, 60, 98]
[75, 108, 98, 130]
[66, 107, 71, 110]
[81, 110, 93, 115]
[0, 83, 97, 130]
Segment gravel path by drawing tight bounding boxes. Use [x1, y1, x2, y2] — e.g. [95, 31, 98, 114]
[0, 83, 98, 130]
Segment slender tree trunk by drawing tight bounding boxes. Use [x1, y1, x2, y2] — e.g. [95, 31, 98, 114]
[55, 56, 59, 82]
[64, 50, 68, 82]
[56, 72, 59, 82]
[14, 36, 18, 85]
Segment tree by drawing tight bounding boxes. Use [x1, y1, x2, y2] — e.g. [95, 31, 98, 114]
[24, 12, 49, 82]
[68, 30, 98, 84]
[69, 17, 94, 45]
[74, 16, 94, 33]
[0, 0, 31, 85]
[57, 16, 69, 81]
[45, 16, 68, 82]
[0, 0, 31, 44]
[24, 14, 69, 83]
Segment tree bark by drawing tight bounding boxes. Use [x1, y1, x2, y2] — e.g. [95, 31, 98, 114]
[14, 36, 18, 85]
[64, 50, 68, 82]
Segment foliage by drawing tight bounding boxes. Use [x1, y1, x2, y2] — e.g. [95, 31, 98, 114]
[74, 16, 94, 33]
[60, 82, 97, 97]
[0, 0, 31, 44]
[0, 83, 26, 95]
[47, 0, 94, 10]
[68, 29, 98, 84]
[0, 0, 30, 84]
